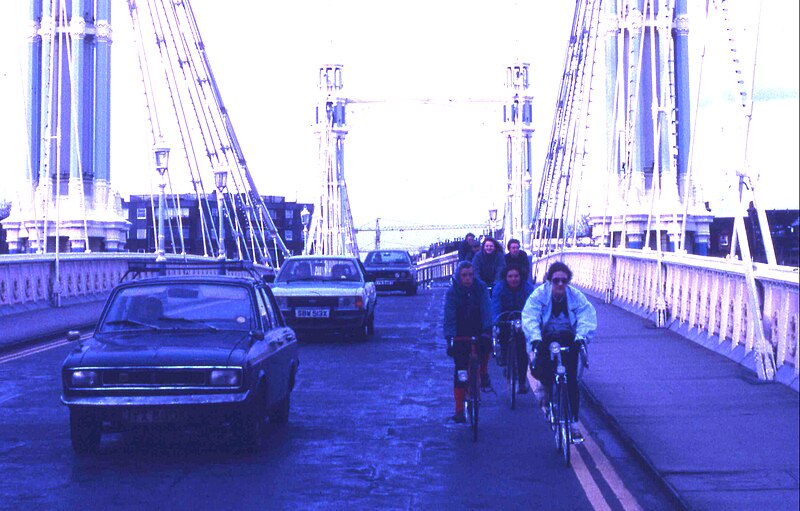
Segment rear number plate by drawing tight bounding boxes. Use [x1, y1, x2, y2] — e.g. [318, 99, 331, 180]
[122, 408, 185, 424]
[296, 307, 330, 318]
[377, 279, 393, 286]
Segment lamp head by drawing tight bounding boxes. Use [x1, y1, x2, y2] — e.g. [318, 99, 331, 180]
[489, 208, 498, 222]
[300, 206, 311, 226]
[214, 168, 228, 190]
[152, 142, 170, 176]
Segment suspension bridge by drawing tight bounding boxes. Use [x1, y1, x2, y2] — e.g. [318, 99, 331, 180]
[0, 1, 797, 508]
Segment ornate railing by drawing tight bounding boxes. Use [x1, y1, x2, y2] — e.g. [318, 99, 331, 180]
[416, 252, 459, 286]
[0, 253, 272, 314]
[531, 249, 799, 379]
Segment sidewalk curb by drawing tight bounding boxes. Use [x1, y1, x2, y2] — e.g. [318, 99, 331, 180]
[580, 380, 691, 511]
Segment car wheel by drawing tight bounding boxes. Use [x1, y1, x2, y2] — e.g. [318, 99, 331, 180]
[366, 313, 375, 336]
[237, 388, 266, 451]
[70, 408, 101, 455]
[269, 393, 291, 424]
[406, 285, 417, 296]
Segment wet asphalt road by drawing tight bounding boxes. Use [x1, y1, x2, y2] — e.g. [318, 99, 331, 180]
[0, 287, 674, 510]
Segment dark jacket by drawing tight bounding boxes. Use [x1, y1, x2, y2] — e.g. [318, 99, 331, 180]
[505, 250, 532, 282]
[491, 279, 535, 324]
[444, 278, 492, 338]
[471, 249, 505, 287]
[457, 239, 474, 261]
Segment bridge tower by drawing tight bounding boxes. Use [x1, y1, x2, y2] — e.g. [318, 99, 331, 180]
[306, 64, 359, 257]
[2, 0, 128, 254]
[501, 63, 535, 248]
[591, 0, 712, 254]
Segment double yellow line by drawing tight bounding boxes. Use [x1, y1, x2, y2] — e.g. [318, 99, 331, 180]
[0, 333, 89, 365]
[527, 373, 643, 511]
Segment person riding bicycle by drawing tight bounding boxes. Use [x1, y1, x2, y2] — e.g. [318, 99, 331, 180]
[471, 237, 505, 294]
[504, 238, 532, 283]
[522, 261, 596, 441]
[491, 264, 534, 394]
[444, 261, 492, 423]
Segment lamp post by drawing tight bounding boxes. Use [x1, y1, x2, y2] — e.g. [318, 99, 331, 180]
[214, 169, 228, 261]
[488, 207, 498, 239]
[300, 205, 311, 255]
[152, 142, 171, 262]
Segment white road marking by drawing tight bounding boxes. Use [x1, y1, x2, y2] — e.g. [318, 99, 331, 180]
[0, 334, 88, 364]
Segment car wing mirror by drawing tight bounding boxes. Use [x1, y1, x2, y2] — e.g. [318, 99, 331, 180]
[249, 330, 265, 341]
[262, 274, 275, 284]
[66, 330, 81, 342]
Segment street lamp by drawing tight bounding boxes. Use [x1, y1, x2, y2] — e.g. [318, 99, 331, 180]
[300, 205, 311, 254]
[152, 142, 171, 262]
[488, 207, 498, 239]
[214, 168, 228, 261]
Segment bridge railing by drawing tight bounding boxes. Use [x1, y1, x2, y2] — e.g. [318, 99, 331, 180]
[416, 252, 459, 286]
[0, 253, 272, 315]
[531, 249, 799, 378]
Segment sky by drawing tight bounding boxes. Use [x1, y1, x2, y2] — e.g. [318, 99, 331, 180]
[0, 0, 797, 252]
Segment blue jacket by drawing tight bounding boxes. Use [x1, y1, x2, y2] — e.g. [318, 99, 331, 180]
[491, 280, 534, 324]
[521, 282, 597, 353]
[443, 278, 492, 338]
[471, 250, 505, 287]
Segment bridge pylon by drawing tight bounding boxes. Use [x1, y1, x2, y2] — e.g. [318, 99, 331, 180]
[501, 62, 535, 250]
[2, 0, 129, 254]
[305, 64, 359, 257]
[590, 1, 713, 254]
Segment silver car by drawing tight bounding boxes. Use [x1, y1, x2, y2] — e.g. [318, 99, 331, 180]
[270, 256, 377, 339]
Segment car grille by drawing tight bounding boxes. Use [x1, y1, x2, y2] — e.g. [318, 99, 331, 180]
[102, 369, 208, 387]
[287, 296, 338, 307]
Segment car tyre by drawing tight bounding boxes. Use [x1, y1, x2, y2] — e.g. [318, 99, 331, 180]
[237, 389, 266, 451]
[366, 313, 375, 336]
[70, 408, 101, 455]
[269, 393, 291, 424]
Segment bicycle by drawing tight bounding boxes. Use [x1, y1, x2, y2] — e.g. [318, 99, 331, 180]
[493, 310, 524, 410]
[530, 338, 588, 466]
[453, 335, 482, 442]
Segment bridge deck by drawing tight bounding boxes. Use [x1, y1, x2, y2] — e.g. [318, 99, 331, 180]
[1, 288, 797, 510]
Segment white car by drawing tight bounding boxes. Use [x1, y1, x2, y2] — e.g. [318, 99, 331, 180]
[269, 256, 377, 339]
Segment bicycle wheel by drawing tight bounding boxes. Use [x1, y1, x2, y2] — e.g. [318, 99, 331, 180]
[552, 383, 562, 450]
[507, 343, 517, 410]
[559, 382, 572, 466]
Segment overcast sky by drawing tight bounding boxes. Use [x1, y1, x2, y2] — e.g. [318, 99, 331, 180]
[1, 0, 797, 251]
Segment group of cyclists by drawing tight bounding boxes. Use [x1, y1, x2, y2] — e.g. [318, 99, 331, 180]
[444, 233, 597, 442]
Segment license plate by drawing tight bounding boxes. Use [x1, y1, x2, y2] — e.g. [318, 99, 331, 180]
[377, 279, 393, 286]
[295, 307, 330, 318]
[123, 408, 185, 424]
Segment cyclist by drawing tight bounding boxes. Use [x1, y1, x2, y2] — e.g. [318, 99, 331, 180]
[504, 238, 532, 283]
[471, 236, 505, 294]
[491, 264, 534, 394]
[522, 261, 596, 441]
[457, 232, 477, 262]
[444, 260, 493, 423]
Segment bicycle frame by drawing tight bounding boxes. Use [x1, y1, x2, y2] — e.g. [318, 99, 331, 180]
[493, 310, 523, 410]
[453, 336, 481, 442]
[548, 341, 573, 466]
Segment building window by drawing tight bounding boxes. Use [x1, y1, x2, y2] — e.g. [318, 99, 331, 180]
[285, 230, 294, 242]
[285, 209, 294, 219]
[136, 208, 147, 220]
[719, 235, 729, 247]
[136, 228, 147, 240]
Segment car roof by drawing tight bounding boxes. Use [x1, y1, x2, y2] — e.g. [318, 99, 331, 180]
[119, 275, 259, 287]
[284, 255, 359, 261]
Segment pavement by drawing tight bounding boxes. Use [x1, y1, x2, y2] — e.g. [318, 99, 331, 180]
[581, 295, 800, 511]
[1, 290, 798, 510]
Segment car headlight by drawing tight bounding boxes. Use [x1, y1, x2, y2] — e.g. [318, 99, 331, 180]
[209, 369, 242, 386]
[338, 295, 365, 309]
[70, 370, 99, 387]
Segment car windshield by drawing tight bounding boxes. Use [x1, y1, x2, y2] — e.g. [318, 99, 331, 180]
[276, 258, 361, 283]
[364, 251, 411, 265]
[98, 283, 254, 333]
